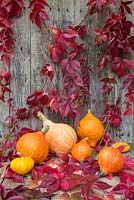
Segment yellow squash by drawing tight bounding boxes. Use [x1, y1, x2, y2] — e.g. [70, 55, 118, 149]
[10, 157, 34, 175]
[112, 141, 130, 153]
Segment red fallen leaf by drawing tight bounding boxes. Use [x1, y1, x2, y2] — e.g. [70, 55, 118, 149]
[5, 196, 25, 200]
[112, 176, 134, 199]
[41, 173, 60, 193]
[80, 157, 99, 175]
[70, 192, 84, 200]
[104, 193, 115, 200]
[60, 174, 86, 191]
[41, 64, 54, 81]
[5, 168, 23, 183]
[123, 156, 134, 170]
[88, 195, 103, 200]
[93, 181, 112, 190]
[60, 192, 70, 200]
[56, 153, 69, 163]
[119, 170, 134, 184]
[123, 102, 132, 116]
[0, 184, 7, 199]
[81, 175, 98, 200]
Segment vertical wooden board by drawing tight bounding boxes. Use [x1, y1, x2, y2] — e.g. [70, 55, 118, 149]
[10, 0, 31, 128]
[114, 83, 133, 142]
[0, 102, 9, 136]
[0, 63, 9, 136]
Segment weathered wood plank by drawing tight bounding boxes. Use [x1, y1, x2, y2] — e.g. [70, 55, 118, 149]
[0, 0, 134, 142]
[9, 0, 31, 129]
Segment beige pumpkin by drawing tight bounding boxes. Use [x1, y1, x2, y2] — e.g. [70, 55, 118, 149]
[37, 111, 77, 155]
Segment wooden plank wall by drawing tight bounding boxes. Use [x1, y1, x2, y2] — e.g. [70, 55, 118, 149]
[0, 0, 134, 143]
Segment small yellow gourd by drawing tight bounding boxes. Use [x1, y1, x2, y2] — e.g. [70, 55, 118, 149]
[112, 141, 130, 153]
[77, 109, 104, 146]
[10, 157, 34, 175]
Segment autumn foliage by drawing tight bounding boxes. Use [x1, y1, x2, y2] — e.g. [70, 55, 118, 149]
[0, 0, 134, 199]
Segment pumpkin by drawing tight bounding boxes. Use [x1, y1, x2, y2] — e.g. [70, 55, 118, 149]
[77, 109, 104, 146]
[16, 131, 49, 164]
[98, 146, 124, 177]
[10, 157, 34, 175]
[71, 138, 91, 162]
[112, 141, 130, 153]
[37, 111, 77, 155]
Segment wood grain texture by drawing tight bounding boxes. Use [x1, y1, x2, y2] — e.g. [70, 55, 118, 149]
[0, 0, 134, 142]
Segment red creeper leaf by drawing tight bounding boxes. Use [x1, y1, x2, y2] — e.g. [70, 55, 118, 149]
[41, 64, 54, 81]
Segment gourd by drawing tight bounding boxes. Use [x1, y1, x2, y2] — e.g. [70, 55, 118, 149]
[98, 146, 124, 177]
[16, 131, 49, 164]
[112, 141, 130, 153]
[37, 111, 77, 155]
[10, 157, 34, 175]
[77, 109, 104, 146]
[71, 138, 91, 162]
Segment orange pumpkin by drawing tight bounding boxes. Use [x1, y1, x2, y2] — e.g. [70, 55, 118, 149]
[77, 109, 104, 146]
[98, 146, 124, 177]
[37, 111, 77, 155]
[16, 131, 49, 164]
[71, 138, 91, 162]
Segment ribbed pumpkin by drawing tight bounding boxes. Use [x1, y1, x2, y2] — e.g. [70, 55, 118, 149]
[16, 131, 49, 164]
[71, 138, 91, 162]
[77, 110, 104, 146]
[98, 146, 124, 177]
[10, 157, 34, 175]
[37, 111, 77, 155]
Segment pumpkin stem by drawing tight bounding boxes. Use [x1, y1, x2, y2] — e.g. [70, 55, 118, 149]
[87, 109, 91, 113]
[41, 125, 50, 133]
[98, 170, 105, 178]
[84, 137, 89, 141]
[37, 111, 48, 122]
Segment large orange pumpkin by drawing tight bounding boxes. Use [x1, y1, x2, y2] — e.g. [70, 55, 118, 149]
[98, 146, 124, 177]
[16, 131, 49, 164]
[37, 111, 77, 155]
[77, 109, 104, 146]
